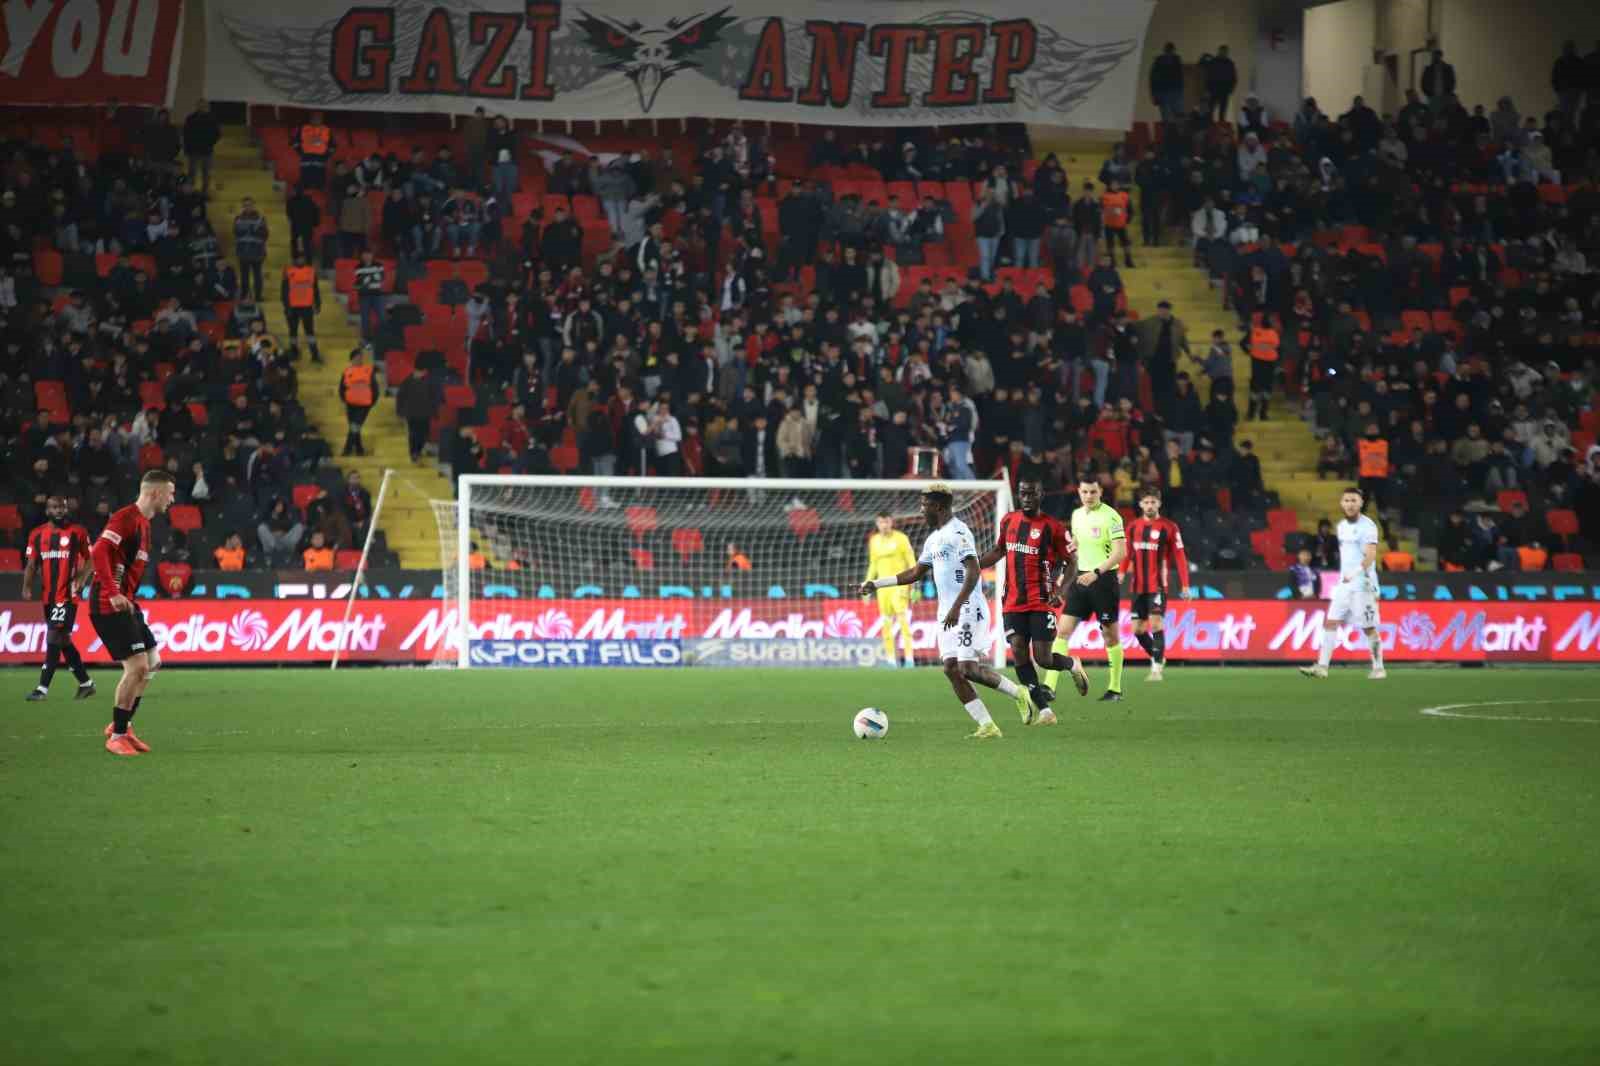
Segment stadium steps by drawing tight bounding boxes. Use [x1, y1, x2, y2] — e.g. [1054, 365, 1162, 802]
[1037, 136, 1324, 531]
[208, 127, 453, 568]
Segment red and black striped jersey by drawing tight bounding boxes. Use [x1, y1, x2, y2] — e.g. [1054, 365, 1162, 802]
[90, 504, 152, 613]
[996, 510, 1073, 612]
[24, 522, 90, 605]
[1120, 516, 1191, 594]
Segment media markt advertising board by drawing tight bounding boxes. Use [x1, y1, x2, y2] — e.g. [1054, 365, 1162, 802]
[3, 600, 1598, 666]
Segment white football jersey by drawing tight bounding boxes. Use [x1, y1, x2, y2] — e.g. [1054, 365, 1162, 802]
[918, 517, 984, 617]
[1337, 514, 1380, 583]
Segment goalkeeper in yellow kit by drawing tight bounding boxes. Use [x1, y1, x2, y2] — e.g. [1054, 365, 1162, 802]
[865, 512, 918, 667]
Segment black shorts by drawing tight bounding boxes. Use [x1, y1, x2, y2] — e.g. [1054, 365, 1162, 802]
[1063, 571, 1120, 624]
[1003, 611, 1058, 643]
[1131, 592, 1167, 621]
[89, 605, 158, 662]
[43, 601, 77, 646]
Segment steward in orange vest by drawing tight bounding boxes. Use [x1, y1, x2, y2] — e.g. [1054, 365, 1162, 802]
[1100, 179, 1134, 266]
[1246, 314, 1280, 419]
[295, 111, 333, 189]
[1358, 436, 1389, 478]
[281, 252, 322, 364]
[340, 345, 380, 458]
[303, 545, 335, 570]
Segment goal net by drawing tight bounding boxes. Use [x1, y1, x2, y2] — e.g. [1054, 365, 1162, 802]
[429, 476, 1011, 669]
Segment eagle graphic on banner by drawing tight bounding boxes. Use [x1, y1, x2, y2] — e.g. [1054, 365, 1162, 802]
[220, 3, 1136, 119]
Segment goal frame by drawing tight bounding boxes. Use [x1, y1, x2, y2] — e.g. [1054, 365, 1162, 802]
[454, 475, 1014, 669]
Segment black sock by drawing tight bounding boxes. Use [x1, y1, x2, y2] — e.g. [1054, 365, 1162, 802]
[1134, 631, 1156, 657]
[38, 644, 61, 690]
[62, 643, 90, 684]
[1047, 652, 1075, 672]
[113, 707, 132, 735]
[1152, 631, 1166, 665]
[1014, 657, 1040, 688]
[131, 696, 141, 718]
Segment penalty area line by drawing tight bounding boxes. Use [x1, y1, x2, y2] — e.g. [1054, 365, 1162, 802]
[1420, 698, 1600, 724]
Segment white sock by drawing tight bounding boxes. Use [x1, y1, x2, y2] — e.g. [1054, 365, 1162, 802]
[33, 685, 46, 693]
[1317, 628, 1336, 668]
[995, 677, 1019, 697]
[963, 698, 993, 726]
[1367, 633, 1383, 668]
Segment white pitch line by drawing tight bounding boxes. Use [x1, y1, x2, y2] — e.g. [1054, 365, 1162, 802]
[1420, 699, 1600, 724]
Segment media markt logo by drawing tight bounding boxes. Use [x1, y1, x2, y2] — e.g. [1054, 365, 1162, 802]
[823, 609, 864, 638]
[531, 608, 576, 639]
[1396, 611, 1436, 651]
[228, 609, 271, 651]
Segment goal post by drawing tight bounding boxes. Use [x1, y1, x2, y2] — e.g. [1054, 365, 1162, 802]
[434, 476, 1013, 669]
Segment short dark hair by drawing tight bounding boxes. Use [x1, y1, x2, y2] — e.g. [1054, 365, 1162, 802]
[1343, 485, 1366, 501]
[1139, 487, 1162, 502]
[141, 469, 176, 488]
[876, 510, 892, 520]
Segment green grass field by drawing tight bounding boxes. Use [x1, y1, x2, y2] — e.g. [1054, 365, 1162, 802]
[2, 665, 1598, 1065]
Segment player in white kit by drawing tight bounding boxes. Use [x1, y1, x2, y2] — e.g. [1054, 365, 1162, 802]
[1300, 486, 1387, 679]
[860, 483, 1038, 738]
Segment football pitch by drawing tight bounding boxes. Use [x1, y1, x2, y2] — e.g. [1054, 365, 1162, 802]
[2, 665, 1598, 1066]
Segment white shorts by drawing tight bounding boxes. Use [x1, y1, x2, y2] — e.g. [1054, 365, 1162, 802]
[937, 603, 991, 663]
[1327, 580, 1381, 629]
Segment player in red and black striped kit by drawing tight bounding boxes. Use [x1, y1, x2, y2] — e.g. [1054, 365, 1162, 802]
[89, 470, 176, 756]
[1118, 488, 1193, 682]
[977, 472, 1090, 724]
[21, 496, 96, 702]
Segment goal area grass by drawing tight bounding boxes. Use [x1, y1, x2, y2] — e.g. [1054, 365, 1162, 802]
[3, 666, 1597, 1065]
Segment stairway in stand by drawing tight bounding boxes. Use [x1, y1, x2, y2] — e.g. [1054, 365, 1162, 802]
[207, 127, 454, 568]
[1032, 133, 1325, 532]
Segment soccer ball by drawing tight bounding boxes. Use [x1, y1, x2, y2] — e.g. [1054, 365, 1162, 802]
[853, 707, 889, 739]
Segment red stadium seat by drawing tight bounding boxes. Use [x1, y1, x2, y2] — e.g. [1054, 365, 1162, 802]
[0, 504, 22, 534]
[788, 508, 821, 542]
[1548, 509, 1580, 544]
[1266, 507, 1298, 531]
[626, 506, 658, 538]
[671, 528, 704, 560]
[335, 550, 364, 570]
[187, 402, 208, 427]
[550, 445, 580, 474]
[1495, 490, 1528, 513]
[139, 381, 165, 408]
[1552, 553, 1584, 571]
[292, 484, 321, 515]
[167, 505, 203, 533]
[473, 425, 501, 451]
[0, 548, 22, 571]
[630, 547, 654, 572]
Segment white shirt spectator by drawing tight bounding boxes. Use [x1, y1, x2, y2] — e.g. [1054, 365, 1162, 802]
[652, 412, 682, 457]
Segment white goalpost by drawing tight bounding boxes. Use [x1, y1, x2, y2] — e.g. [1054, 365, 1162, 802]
[430, 476, 1013, 669]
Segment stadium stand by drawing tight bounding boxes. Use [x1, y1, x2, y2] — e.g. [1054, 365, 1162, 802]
[4, 48, 1599, 576]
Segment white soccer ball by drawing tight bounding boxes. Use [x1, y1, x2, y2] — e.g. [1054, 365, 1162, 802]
[853, 707, 889, 739]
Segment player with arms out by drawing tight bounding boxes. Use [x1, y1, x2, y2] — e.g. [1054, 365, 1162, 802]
[859, 483, 1037, 738]
[1300, 486, 1386, 679]
[975, 470, 1089, 725]
[90, 470, 177, 756]
[1119, 487, 1193, 682]
[21, 495, 96, 702]
[864, 511, 918, 668]
[1043, 478, 1128, 701]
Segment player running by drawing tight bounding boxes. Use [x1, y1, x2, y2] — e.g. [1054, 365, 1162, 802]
[860, 482, 1037, 738]
[1043, 478, 1128, 701]
[976, 471, 1089, 725]
[21, 496, 96, 702]
[1300, 486, 1386, 680]
[89, 470, 177, 756]
[1119, 487, 1193, 682]
[864, 511, 918, 668]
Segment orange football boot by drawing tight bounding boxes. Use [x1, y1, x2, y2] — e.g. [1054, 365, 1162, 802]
[104, 723, 151, 753]
[105, 733, 141, 756]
